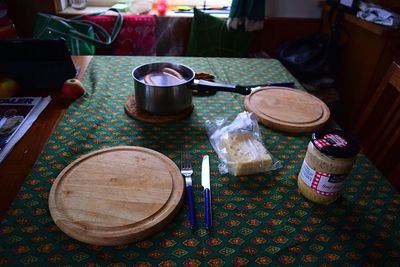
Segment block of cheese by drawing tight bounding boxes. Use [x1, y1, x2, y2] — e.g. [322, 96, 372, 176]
[219, 132, 272, 176]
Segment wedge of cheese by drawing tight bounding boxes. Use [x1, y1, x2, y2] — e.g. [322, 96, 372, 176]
[219, 132, 272, 176]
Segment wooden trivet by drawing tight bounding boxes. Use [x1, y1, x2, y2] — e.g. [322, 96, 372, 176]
[124, 94, 193, 123]
[49, 146, 184, 246]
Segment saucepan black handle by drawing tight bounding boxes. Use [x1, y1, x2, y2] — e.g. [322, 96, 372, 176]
[193, 79, 252, 95]
[239, 82, 296, 88]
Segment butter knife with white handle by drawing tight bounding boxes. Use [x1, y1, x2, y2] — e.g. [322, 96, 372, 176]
[201, 155, 212, 229]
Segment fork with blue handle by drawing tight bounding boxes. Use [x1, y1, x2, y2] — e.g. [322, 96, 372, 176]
[181, 152, 196, 228]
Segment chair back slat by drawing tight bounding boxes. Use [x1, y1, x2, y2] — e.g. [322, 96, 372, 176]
[354, 62, 400, 190]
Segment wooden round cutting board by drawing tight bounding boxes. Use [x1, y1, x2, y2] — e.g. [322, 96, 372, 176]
[49, 146, 184, 246]
[244, 87, 330, 133]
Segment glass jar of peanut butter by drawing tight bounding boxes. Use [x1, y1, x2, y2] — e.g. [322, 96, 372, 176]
[298, 128, 360, 205]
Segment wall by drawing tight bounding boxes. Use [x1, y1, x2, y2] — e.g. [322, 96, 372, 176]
[266, 0, 322, 18]
[5, 0, 56, 37]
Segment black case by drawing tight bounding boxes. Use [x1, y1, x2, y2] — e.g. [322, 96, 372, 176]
[0, 39, 77, 90]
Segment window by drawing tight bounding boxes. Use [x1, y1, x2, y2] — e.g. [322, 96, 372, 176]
[86, 0, 231, 7]
[59, 0, 231, 14]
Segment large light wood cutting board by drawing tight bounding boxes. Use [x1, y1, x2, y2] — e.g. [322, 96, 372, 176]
[244, 87, 330, 133]
[49, 146, 184, 246]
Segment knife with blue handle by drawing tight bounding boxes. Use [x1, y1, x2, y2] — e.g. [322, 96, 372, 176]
[201, 155, 212, 229]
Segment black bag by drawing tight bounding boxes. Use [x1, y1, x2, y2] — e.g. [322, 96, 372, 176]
[276, 33, 332, 82]
[0, 39, 77, 89]
[276, 2, 350, 82]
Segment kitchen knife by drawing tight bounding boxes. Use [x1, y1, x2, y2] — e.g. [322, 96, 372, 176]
[201, 155, 212, 229]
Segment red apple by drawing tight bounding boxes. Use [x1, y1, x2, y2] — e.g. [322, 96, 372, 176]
[61, 79, 85, 100]
[0, 77, 19, 98]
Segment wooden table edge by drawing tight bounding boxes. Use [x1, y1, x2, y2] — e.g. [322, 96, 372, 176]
[0, 56, 92, 220]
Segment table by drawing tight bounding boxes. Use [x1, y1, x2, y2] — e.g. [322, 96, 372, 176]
[1, 56, 399, 266]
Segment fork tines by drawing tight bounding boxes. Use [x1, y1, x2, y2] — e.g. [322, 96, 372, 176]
[181, 152, 192, 170]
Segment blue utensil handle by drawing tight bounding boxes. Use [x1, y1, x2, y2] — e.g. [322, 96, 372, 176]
[204, 188, 212, 229]
[186, 185, 196, 228]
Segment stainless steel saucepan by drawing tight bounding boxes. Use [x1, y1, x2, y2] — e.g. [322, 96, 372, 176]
[132, 62, 294, 115]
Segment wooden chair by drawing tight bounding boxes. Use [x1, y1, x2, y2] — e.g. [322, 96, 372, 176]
[353, 62, 400, 190]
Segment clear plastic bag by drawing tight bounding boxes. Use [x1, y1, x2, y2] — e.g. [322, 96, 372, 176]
[205, 111, 281, 176]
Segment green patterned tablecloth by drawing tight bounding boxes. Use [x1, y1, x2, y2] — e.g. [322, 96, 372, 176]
[1, 56, 399, 266]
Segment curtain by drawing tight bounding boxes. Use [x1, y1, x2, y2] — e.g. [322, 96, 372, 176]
[227, 0, 265, 31]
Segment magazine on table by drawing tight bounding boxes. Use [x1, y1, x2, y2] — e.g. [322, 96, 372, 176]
[0, 96, 51, 163]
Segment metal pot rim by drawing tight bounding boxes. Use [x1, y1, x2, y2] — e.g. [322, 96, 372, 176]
[132, 62, 196, 87]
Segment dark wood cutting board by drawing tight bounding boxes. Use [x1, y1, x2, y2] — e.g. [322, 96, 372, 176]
[49, 146, 184, 246]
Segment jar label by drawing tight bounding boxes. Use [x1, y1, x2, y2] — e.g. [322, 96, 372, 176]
[299, 160, 346, 196]
[314, 134, 348, 150]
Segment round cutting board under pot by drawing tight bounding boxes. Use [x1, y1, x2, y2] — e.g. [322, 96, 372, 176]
[49, 146, 184, 246]
[244, 87, 330, 133]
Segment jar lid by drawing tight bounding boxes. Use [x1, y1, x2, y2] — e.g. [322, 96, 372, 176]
[311, 128, 360, 158]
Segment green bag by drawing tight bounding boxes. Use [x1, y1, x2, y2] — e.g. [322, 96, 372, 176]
[33, 8, 123, 55]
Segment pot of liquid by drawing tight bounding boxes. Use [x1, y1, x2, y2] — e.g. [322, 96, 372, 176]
[132, 62, 253, 115]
